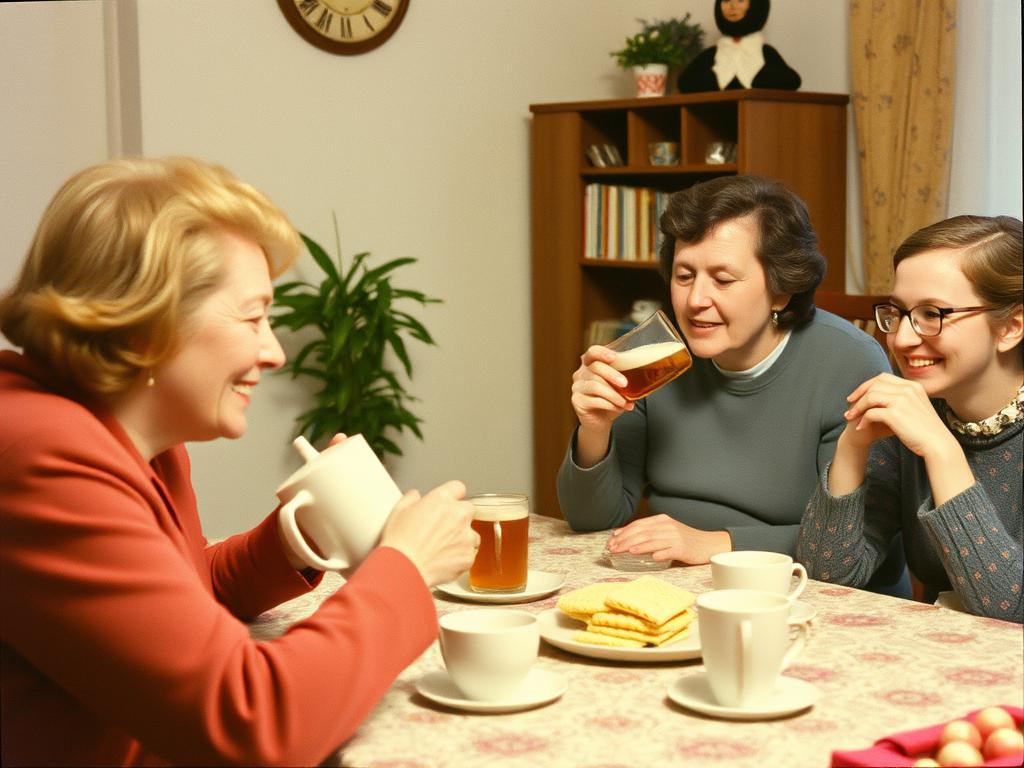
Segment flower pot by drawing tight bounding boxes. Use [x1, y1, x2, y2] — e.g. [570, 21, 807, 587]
[632, 64, 668, 98]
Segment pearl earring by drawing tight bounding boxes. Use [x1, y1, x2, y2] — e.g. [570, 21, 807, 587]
[146, 373, 155, 387]
[771, 310, 780, 327]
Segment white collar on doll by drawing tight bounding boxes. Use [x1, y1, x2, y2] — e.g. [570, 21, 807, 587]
[713, 32, 766, 89]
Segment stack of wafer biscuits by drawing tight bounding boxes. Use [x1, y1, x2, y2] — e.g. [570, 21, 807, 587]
[556, 576, 696, 648]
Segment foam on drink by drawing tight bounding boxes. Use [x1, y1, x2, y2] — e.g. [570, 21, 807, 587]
[471, 495, 529, 521]
[610, 341, 692, 400]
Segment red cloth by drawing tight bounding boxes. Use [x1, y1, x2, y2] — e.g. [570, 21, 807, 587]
[831, 706, 1024, 767]
[0, 351, 437, 766]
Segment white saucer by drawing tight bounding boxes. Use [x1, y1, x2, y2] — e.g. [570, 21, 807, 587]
[790, 601, 818, 623]
[667, 672, 819, 720]
[538, 609, 701, 662]
[435, 571, 565, 604]
[415, 668, 567, 713]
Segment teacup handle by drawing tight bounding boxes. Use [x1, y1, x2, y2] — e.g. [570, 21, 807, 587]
[781, 619, 810, 670]
[788, 563, 808, 602]
[279, 489, 349, 571]
[737, 619, 753, 703]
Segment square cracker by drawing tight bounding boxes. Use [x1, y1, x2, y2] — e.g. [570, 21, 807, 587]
[557, 582, 622, 619]
[586, 610, 694, 646]
[603, 575, 696, 626]
[572, 630, 646, 648]
[590, 606, 694, 634]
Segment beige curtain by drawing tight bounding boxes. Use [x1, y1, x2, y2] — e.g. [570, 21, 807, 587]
[850, 0, 957, 293]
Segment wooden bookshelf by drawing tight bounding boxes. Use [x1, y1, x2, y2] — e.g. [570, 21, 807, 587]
[529, 90, 849, 518]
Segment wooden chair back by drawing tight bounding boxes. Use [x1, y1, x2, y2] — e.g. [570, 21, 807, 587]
[814, 291, 889, 350]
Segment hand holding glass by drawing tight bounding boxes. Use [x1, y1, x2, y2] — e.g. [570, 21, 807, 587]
[607, 310, 692, 401]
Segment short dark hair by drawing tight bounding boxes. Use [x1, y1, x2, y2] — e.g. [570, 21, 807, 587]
[658, 176, 825, 328]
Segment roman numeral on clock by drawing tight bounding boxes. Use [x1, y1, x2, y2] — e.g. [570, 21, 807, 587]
[315, 8, 332, 32]
[372, 0, 393, 16]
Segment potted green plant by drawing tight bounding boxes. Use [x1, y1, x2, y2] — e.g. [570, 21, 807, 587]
[270, 222, 440, 459]
[611, 15, 705, 97]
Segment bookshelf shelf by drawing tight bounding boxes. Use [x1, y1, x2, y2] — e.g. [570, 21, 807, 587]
[529, 89, 849, 518]
[580, 259, 660, 270]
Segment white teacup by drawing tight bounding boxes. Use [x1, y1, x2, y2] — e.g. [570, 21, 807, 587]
[710, 551, 808, 602]
[275, 434, 401, 572]
[697, 589, 810, 708]
[439, 609, 539, 702]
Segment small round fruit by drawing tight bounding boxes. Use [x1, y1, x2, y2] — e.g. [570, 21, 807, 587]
[974, 706, 1016, 738]
[938, 719, 982, 750]
[936, 741, 984, 767]
[982, 727, 1024, 760]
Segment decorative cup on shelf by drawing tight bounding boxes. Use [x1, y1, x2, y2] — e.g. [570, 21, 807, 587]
[633, 64, 668, 98]
[439, 609, 539, 701]
[697, 589, 810, 708]
[606, 310, 692, 401]
[705, 141, 737, 165]
[467, 494, 530, 593]
[648, 141, 679, 166]
[630, 299, 662, 325]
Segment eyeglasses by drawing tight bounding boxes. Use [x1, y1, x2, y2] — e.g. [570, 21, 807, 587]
[872, 303, 993, 337]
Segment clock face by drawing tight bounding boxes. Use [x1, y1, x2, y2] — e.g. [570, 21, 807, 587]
[277, 0, 410, 55]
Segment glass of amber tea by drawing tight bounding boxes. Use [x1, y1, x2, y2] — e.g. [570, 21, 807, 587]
[607, 310, 692, 400]
[468, 494, 530, 593]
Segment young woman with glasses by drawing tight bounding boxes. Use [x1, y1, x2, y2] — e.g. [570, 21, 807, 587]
[797, 215, 1023, 622]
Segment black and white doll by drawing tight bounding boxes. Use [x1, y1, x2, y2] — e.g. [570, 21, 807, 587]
[677, 0, 801, 93]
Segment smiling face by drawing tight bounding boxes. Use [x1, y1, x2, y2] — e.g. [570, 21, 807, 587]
[887, 247, 1015, 409]
[152, 230, 285, 444]
[669, 214, 788, 371]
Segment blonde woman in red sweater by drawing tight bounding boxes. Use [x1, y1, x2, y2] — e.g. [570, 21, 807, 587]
[0, 157, 478, 766]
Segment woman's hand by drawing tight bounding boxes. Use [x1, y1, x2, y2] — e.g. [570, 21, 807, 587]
[571, 345, 634, 467]
[606, 514, 731, 565]
[830, 373, 973, 504]
[841, 374, 953, 457]
[379, 480, 480, 587]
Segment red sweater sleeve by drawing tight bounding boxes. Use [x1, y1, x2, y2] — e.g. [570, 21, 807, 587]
[1, 362, 437, 767]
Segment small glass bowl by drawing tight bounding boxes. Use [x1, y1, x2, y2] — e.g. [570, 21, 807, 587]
[607, 549, 671, 572]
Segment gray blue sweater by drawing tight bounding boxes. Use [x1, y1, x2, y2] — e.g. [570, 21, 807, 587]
[797, 404, 1023, 623]
[557, 310, 891, 555]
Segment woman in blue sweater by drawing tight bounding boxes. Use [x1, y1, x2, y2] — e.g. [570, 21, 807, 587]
[557, 176, 904, 592]
[797, 216, 1022, 621]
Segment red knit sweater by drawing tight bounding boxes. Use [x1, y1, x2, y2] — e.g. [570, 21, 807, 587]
[0, 351, 436, 766]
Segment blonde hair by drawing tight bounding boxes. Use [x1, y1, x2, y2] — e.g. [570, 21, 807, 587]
[0, 156, 300, 396]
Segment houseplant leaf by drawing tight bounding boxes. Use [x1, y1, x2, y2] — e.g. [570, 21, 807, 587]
[272, 225, 440, 460]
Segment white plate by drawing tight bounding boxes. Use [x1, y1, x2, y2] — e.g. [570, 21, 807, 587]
[435, 571, 565, 604]
[667, 672, 819, 720]
[414, 668, 567, 714]
[790, 601, 817, 623]
[538, 608, 701, 662]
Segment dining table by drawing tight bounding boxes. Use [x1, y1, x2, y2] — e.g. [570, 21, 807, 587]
[249, 514, 1024, 768]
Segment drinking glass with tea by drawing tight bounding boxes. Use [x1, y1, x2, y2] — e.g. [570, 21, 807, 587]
[467, 494, 530, 593]
[607, 310, 692, 400]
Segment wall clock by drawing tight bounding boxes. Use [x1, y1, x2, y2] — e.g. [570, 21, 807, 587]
[277, 0, 410, 55]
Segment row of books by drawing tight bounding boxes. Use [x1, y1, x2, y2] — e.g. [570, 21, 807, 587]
[583, 183, 670, 263]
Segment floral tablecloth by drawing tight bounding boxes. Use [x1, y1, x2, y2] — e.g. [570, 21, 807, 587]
[249, 515, 1024, 768]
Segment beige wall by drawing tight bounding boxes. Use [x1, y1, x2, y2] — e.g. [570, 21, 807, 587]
[1, 1, 1018, 538]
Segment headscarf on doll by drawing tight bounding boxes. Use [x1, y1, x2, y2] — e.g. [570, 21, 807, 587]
[677, 0, 801, 93]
